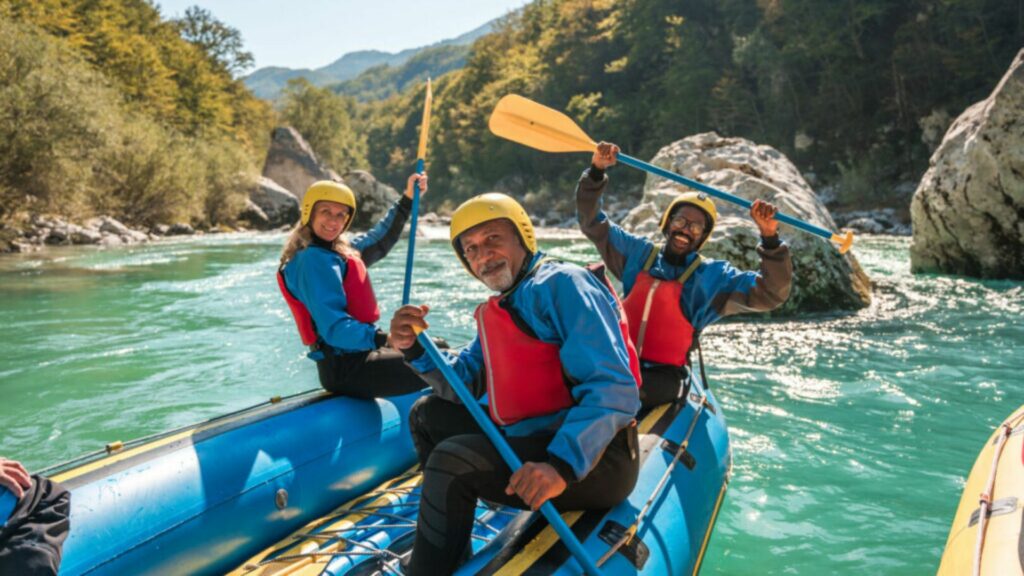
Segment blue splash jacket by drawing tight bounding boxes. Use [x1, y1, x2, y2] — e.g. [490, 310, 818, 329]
[576, 168, 792, 336]
[282, 196, 412, 353]
[410, 253, 640, 482]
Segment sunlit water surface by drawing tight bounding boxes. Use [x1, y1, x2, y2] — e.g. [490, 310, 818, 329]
[0, 232, 1020, 574]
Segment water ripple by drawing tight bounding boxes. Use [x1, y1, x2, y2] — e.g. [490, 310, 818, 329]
[0, 233, 1021, 575]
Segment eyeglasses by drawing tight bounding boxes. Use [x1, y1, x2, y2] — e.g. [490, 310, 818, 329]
[668, 214, 706, 235]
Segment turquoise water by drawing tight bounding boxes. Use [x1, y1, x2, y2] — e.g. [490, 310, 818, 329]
[0, 233, 1021, 574]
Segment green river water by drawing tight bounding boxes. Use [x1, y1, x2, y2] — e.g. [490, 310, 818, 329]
[0, 232, 1021, 574]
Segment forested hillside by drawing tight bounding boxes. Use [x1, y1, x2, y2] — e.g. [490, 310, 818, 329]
[333, 44, 471, 102]
[0, 0, 272, 227]
[2, 0, 1019, 230]
[243, 21, 494, 100]
[291, 0, 1020, 214]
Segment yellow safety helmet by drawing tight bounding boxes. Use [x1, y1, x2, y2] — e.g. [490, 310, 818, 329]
[659, 192, 718, 250]
[300, 181, 357, 231]
[449, 193, 536, 273]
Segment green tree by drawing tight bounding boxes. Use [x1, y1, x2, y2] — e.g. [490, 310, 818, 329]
[280, 78, 368, 172]
[173, 5, 254, 75]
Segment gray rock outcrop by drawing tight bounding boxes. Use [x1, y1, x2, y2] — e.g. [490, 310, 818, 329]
[261, 126, 342, 200]
[11, 214, 152, 251]
[833, 209, 911, 236]
[910, 49, 1024, 279]
[621, 133, 871, 313]
[245, 176, 299, 229]
[342, 170, 400, 231]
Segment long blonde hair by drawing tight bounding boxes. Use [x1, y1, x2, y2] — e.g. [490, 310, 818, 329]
[280, 222, 360, 268]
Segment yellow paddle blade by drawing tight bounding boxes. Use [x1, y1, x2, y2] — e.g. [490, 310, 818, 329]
[489, 94, 597, 153]
[417, 78, 433, 160]
[831, 230, 855, 254]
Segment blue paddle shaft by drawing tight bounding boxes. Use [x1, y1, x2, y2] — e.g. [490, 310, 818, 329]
[616, 153, 835, 240]
[416, 332, 604, 576]
[401, 159, 425, 306]
[0, 487, 16, 528]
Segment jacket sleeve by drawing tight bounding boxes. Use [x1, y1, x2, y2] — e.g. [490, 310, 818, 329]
[286, 250, 378, 352]
[408, 337, 486, 403]
[576, 167, 628, 280]
[351, 195, 412, 267]
[684, 239, 793, 331]
[576, 167, 656, 292]
[533, 268, 640, 482]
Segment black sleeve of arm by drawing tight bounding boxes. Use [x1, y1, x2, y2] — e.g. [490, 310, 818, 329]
[359, 196, 413, 267]
[547, 454, 579, 484]
[575, 169, 628, 280]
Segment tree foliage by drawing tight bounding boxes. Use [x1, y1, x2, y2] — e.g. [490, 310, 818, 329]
[174, 5, 254, 75]
[280, 78, 369, 173]
[345, 0, 1022, 211]
[0, 0, 271, 151]
[0, 2, 269, 227]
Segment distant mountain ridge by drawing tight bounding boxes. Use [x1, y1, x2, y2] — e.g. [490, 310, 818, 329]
[243, 20, 494, 100]
[334, 43, 470, 101]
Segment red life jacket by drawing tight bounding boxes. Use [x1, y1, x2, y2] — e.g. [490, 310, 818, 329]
[278, 253, 380, 347]
[622, 250, 703, 367]
[476, 261, 641, 426]
[341, 255, 380, 324]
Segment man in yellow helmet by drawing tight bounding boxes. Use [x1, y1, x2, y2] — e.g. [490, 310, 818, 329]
[578, 143, 793, 408]
[388, 193, 641, 574]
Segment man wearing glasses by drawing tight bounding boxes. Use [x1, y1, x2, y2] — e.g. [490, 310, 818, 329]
[576, 142, 793, 409]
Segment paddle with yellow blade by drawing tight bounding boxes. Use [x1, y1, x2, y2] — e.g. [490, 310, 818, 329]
[489, 94, 855, 254]
[411, 326, 606, 576]
[402, 78, 433, 305]
[400, 84, 605, 575]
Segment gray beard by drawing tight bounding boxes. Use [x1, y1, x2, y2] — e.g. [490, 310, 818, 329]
[480, 264, 515, 292]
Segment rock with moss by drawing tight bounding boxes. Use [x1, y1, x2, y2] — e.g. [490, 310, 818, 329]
[910, 49, 1024, 279]
[621, 133, 871, 314]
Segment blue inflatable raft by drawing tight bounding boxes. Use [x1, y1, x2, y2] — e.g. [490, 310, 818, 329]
[42, 378, 730, 575]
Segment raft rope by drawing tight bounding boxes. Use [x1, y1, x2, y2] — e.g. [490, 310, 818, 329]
[596, 376, 711, 567]
[245, 480, 512, 574]
[973, 421, 1016, 576]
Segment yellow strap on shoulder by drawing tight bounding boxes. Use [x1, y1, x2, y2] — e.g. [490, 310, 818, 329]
[642, 245, 660, 272]
[676, 254, 704, 284]
[642, 246, 704, 284]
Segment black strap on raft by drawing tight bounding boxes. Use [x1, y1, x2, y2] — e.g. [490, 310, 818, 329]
[695, 332, 709, 390]
[598, 520, 650, 570]
[686, 330, 710, 391]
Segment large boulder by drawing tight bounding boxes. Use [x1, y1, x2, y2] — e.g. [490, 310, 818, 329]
[621, 133, 871, 314]
[910, 49, 1024, 279]
[246, 176, 299, 229]
[261, 126, 342, 200]
[342, 170, 400, 231]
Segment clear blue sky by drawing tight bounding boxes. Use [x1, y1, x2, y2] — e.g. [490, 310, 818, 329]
[155, 0, 529, 70]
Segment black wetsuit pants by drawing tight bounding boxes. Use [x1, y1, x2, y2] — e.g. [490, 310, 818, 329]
[404, 394, 640, 575]
[638, 364, 690, 409]
[316, 346, 430, 398]
[0, 475, 70, 576]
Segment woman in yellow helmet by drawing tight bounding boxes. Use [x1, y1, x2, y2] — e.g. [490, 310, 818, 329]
[278, 173, 432, 398]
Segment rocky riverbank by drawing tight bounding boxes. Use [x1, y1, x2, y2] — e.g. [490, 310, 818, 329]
[0, 215, 203, 254]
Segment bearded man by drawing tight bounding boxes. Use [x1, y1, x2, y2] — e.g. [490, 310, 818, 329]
[577, 142, 793, 408]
